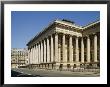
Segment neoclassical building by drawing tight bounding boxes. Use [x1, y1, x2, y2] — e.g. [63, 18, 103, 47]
[11, 48, 28, 68]
[27, 19, 100, 70]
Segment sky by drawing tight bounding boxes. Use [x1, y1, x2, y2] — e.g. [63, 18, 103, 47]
[11, 11, 100, 48]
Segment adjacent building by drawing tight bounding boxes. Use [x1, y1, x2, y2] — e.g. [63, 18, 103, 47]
[11, 48, 28, 68]
[27, 19, 100, 70]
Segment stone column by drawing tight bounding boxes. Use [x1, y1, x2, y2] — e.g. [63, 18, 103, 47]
[32, 46, 34, 64]
[36, 44, 38, 64]
[44, 39, 46, 63]
[47, 37, 50, 63]
[58, 47, 61, 62]
[41, 41, 43, 63]
[33, 46, 35, 64]
[38, 43, 40, 64]
[30, 48, 32, 64]
[72, 39, 74, 62]
[75, 37, 79, 62]
[51, 35, 53, 62]
[87, 36, 90, 62]
[55, 33, 58, 62]
[37, 44, 39, 64]
[33, 45, 36, 64]
[81, 37, 84, 63]
[34, 46, 36, 64]
[28, 48, 31, 64]
[32, 45, 34, 64]
[94, 34, 97, 62]
[39, 42, 41, 63]
[34, 45, 36, 64]
[63, 34, 66, 62]
[69, 35, 73, 62]
[30, 47, 32, 64]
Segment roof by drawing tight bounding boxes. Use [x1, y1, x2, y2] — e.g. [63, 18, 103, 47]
[11, 48, 27, 51]
[82, 20, 100, 29]
[27, 19, 100, 46]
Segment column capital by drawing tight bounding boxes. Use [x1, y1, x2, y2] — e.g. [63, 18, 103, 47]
[55, 32, 59, 35]
[91, 33, 95, 35]
[85, 35, 90, 38]
[39, 41, 41, 43]
[94, 34, 97, 36]
[62, 33, 66, 36]
[44, 38, 47, 41]
[47, 36, 50, 39]
[32, 45, 34, 48]
[75, 36, 79, 38]
[28, 48, 30, 50]
[42, 40, 44, 43]
[34, 44, 36, 46]
[68, 34, 72, 37]
[87, 35, 90, 38]
[81, 37, 84, 39]
[36, 43, 38, 45]
[92, 32, 98, 35]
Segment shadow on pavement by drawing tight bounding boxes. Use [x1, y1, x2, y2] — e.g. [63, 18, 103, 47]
[11, 70, 42, 77]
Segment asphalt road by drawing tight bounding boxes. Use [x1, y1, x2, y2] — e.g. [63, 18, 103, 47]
[11, 70, 42, 77]
[11, 68, 100, 77]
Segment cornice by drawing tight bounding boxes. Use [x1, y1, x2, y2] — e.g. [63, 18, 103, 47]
[83, 20, 100, 29]
[27, 19, 100, 46]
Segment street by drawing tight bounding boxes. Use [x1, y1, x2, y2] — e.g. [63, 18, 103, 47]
[11, 70, 42, 77]
[11, 68, 100, 77]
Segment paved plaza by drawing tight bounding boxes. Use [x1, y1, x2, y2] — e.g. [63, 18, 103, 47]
[12, 68, 100, 77]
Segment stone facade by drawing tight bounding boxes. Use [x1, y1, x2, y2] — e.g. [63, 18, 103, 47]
[27, 19, 100, 70]
[11, 48, 28, 68]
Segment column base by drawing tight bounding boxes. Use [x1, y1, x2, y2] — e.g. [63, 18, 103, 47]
[42, 64, 45, 69]
[50, 64, 53, 69]
[92, 64, 98, 68]
[48, 64, 52, 70]
[45, 64, 49, 69]
[55, 64, 59, 70]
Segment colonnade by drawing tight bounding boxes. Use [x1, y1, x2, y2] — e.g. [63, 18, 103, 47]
[28, 32, 98, 69]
